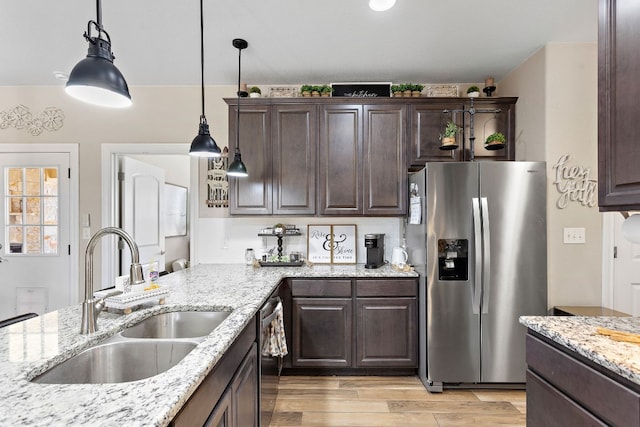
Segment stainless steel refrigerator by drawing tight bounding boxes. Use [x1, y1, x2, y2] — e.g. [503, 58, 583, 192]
[406, 162, 547, 392]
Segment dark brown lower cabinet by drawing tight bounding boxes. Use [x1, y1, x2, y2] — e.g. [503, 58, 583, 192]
[289, 278, 418, 371]
[526, 332, 640, 427]
[171, 318, 258, 427]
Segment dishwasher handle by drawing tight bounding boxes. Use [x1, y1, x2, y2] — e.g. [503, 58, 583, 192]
[261, 296, 282, 328]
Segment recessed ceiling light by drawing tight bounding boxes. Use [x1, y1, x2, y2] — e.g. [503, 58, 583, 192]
[369, 0, 396, 12]
[53, 71, 69, 81]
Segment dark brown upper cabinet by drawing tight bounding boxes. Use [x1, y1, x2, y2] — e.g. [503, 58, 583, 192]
[598, 0, 640, 210]
[408, 97, 516, 170]
[227, 101, 316, 215]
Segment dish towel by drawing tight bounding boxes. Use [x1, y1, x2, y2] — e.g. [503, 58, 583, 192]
[262, 301, 288, 358]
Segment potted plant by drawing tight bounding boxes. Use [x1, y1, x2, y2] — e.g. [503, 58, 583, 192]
[249, 86, 261, 98]
[300, 85, 313, 97]
[402, 83, 413, 97]
[485, 131, 506, 147]
[311, 85, 321, 97]
[467, 85, 480, 98]
[320, 85, 333, 97]
[412, 84, 424, 97]
[391, 84, 402, 97]
[439, 121, 462, 147]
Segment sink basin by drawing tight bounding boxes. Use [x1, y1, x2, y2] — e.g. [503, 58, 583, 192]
[32, 339, 197, 384]
[121, 311, 230, 339]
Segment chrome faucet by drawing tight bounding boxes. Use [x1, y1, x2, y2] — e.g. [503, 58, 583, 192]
[81, 227, 145, 334]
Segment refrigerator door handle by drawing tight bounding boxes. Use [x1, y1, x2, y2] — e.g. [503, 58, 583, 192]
[472, 197, 482, 314]
[481, 197, 491, 314]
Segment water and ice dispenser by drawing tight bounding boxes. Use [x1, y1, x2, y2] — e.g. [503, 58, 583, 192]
[437, 239, 468, 281]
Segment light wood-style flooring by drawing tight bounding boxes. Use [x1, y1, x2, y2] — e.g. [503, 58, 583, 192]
[269, 376, 526, 427]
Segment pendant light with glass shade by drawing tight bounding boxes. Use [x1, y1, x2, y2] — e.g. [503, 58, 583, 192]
[189, 0, 222, 157]
[227, 38, 249, 177]
[65, 0, 132, 108]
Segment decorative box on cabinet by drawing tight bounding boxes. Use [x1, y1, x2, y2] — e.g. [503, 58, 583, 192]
[598, 0, 640, 210]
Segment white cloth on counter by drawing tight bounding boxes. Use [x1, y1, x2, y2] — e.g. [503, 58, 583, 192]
[262, 301, 288, 357]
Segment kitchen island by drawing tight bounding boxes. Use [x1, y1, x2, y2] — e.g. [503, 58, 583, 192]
[0, 263, 417, 427]
[520, 316, 640, 426]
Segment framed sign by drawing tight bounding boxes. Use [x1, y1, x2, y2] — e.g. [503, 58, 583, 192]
[307, 224, 357, 264]
[331, 82, 391, 98]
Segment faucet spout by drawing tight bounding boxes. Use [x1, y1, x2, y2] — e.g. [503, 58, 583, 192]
[81, 227, 145, 334]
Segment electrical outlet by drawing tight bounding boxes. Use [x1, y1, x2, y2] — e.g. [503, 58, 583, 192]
[563, 227, 586, 244]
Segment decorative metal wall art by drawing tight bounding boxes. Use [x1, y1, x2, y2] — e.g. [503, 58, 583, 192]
[551, 154, 597, 209]
[0, 105, 65, 136]
[206, 149, 229, 208]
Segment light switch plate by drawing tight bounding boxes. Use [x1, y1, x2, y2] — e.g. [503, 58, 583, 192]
[82, 227, 91, 240]
[563, 227, 586, 244]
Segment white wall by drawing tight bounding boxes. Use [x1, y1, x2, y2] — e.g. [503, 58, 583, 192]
[501, 42, 601, 309]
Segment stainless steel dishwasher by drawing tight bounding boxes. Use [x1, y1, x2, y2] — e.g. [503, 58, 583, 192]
[260, 296, 284, 426]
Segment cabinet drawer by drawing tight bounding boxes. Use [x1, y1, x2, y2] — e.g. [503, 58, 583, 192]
[526, 370, 606, 427]
[291, 279, 351, 297]
[527, 334, 640, 427]
[356, 279, 417, 297]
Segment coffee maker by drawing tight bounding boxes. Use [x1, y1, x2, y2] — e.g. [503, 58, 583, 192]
[364, 233, 385, 269]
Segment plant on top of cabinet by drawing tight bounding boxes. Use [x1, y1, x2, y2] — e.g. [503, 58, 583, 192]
[485, 131, 506, 149]
[320, 85, 333, 97]
[300, 85, 313, 97]
[411, 84, 424, 97]
[439, 120, 462, 148]
[467, 85, 481, 97]
[249, 86, 261, 98]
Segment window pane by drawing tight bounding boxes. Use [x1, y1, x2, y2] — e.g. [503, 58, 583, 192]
[25, 226, 40, 254]
[43, 197, 57, 225]
[5, 166, 59, 255]
[43, 168, 58, 196]
[25, 197, 40, 225]
[43, 226, 57, 254]
[8, 168, 23, 195]
[9, 197, 22, 215]
[8, 226, 23, 253]
[25, 168, 40, 196]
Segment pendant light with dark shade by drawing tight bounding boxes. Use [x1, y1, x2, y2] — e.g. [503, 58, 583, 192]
[189, 0, 222, 157]
[65, 0, 132, 108]
[227, 38, 249, 177]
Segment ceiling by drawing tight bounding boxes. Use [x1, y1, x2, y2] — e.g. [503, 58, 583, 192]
[1, 0, 597, 88]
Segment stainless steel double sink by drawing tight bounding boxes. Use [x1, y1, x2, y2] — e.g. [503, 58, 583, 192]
[31, 311, 230, 384]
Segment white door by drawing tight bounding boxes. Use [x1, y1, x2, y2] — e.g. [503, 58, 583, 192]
[0, 153, 71, 319]
[612, 213, 640, 315]
[120, 156, 165, 276]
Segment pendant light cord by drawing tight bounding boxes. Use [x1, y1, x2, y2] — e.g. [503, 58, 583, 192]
[236, 46, 242, 151]
[199, 0, 206, 122]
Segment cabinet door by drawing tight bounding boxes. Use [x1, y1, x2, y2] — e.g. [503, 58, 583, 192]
[232, 343, 258, 427]
[318, 105, 363, 215]
[204, 387, 232, 427]
[409, 102, 461, 168]
[292, 297, 352, 367]
[272, 105, 317, 214]
[229, 104, 272, 214]
[356, 297, 417, 367]
[598, 0, 640, 210]
[466, 98, 516, 162]
[363, 104, 407, 215]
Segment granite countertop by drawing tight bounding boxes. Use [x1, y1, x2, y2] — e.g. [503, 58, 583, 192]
[520, 316, 640, 386]
[0, 263, 416, 427]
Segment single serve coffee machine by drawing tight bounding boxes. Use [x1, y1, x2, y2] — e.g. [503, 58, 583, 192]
[364, 233, 385, 269]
